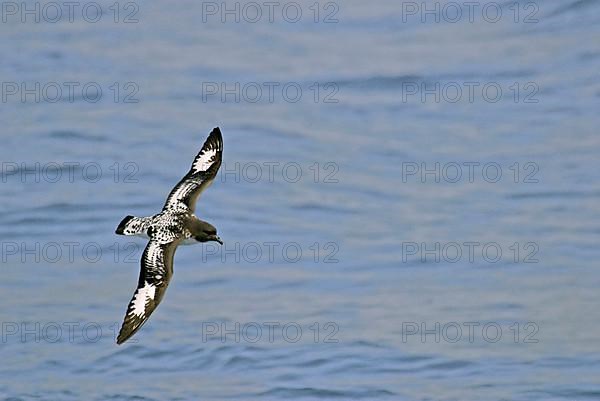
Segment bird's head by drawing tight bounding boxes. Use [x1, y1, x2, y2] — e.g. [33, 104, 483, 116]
[194, 222, 223, 244]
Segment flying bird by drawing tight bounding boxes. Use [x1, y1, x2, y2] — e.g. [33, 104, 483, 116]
[114, 127, 224, 344]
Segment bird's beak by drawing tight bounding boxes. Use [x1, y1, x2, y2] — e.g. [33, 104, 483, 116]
[211, 235, 223, 245]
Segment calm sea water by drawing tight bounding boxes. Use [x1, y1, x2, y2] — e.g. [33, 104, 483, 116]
[1, 1, 599, 400]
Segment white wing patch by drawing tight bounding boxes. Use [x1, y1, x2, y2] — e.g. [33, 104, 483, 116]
[162, 128, 223, 212]
[192, 148, 217, 172]
[117, 239, 176, 344]
[130, 281, 156, 317]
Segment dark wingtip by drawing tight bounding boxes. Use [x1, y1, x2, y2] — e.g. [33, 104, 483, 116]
[116, 323, 135, 344]
[204, 127, 223, 151]
[209, 127, 222, 141]
[115, 215, 134, 235]
[117, 319, 146, 345]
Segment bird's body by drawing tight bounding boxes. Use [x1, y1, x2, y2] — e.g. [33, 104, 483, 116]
[116, 210, 218, 244]
[114, 127, 224, 344]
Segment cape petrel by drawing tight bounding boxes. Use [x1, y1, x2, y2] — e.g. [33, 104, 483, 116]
[114, 127, 224, 344]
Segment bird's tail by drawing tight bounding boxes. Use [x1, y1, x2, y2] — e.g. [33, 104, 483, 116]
[115, 215, 151, 236]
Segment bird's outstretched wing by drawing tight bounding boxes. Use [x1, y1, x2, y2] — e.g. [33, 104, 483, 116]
[117, 239, 178, 344]
[163, 127, 223, 212]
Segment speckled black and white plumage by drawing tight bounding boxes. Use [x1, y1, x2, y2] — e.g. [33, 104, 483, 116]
[115, 127, 224, 345]
[164, 128, 223, 213]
